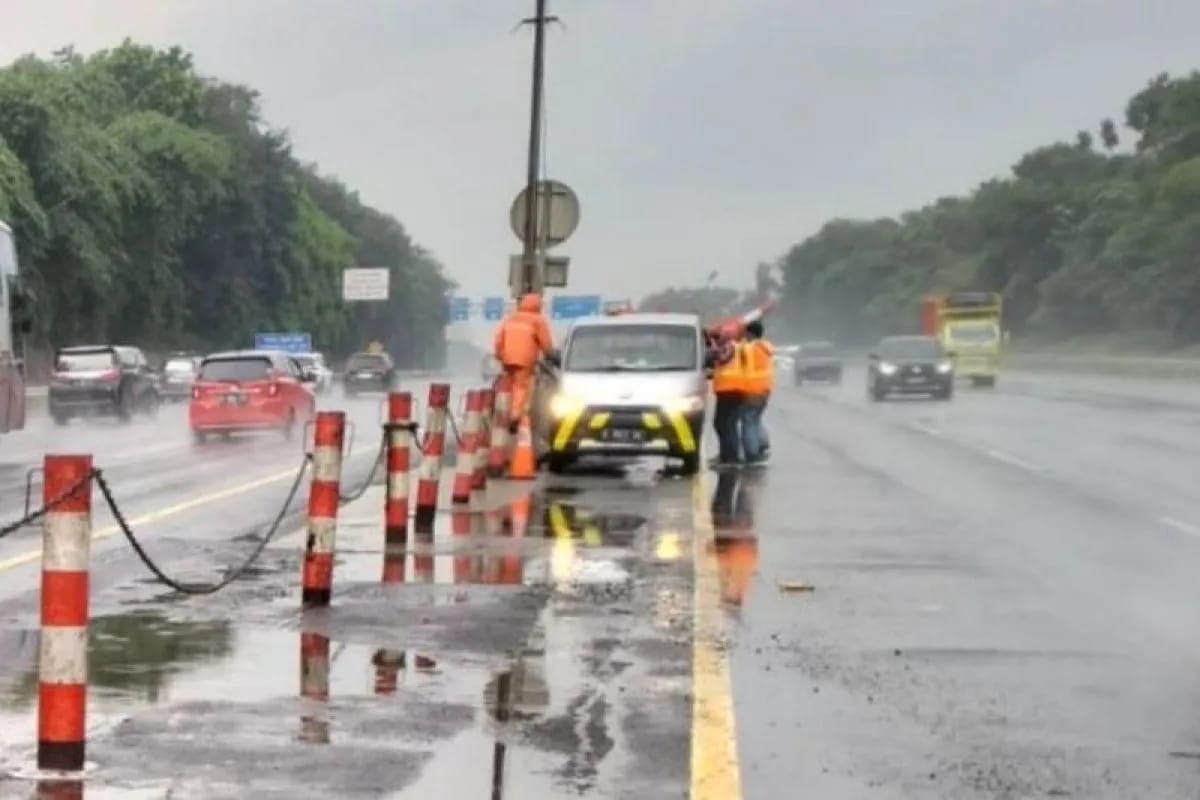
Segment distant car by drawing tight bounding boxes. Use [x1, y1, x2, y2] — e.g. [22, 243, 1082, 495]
[159, 354, 203, 402]
[48, 345, 160, 425]
[793, 341, 842, 385]
[342, 351, 395, 396]
[189, 350, 317, 443]
[867, 335, 953, 401]
[292, 352, 332, 394]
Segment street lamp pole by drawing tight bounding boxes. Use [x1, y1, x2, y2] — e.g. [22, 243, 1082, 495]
[520, 0, 551, 296]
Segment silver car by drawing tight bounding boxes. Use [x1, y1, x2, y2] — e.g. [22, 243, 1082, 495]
[293, 352, 332, 394]
[542, 312, 708, 475]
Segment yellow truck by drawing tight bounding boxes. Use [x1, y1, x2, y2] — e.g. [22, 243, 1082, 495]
[922, 291, 1004, 387]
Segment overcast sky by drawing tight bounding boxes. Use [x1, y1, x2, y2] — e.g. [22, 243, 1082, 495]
[6, 0, 1200, 304]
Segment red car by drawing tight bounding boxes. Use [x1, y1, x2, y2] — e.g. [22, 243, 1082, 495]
[189, 350, 317, 443]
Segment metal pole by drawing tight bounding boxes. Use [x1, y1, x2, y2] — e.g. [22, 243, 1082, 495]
[520, 0, 548, 296]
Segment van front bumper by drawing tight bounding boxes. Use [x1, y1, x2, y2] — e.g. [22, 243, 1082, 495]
[548, 405, 703, 458]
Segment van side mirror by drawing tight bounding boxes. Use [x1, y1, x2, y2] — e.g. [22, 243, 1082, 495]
[300, 369, 317, 383]
[946, 351, 958, 359]
[544, 349, 561, 368]
[867, 353, 879, 360]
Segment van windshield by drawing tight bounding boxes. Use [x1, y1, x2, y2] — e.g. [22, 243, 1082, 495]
[566, 324, 698, 372]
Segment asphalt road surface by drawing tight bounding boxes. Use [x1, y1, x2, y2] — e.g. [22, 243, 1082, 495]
[0, 367, 1199, 798]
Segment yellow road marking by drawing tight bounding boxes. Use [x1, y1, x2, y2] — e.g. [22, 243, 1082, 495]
[690, 471, 742, 799]
[0, 466, 301, 573]
[0, 445, 376, 574]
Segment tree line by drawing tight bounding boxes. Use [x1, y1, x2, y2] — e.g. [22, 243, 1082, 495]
[646, 70, 1200, 350]
[0, 42, 452, 374]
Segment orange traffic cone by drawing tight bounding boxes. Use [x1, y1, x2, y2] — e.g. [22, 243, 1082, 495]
[508, 415, 537, 479]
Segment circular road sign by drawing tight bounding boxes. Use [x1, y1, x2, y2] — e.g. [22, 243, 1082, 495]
[510, 180, 581, 249]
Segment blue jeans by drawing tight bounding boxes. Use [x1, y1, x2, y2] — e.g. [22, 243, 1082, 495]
[741, 394, 768, 461]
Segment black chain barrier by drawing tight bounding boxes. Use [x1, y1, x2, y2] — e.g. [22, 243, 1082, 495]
[94, 454, 312, 596]
[444, 406, 465, 447]
[0, 470, 96, 540]
[337, 430, 387, 504]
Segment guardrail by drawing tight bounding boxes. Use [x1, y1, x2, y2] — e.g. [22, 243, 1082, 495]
[1006, 352, 1200, 381]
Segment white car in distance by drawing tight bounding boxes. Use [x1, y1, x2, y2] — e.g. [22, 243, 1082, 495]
[293, 352, 333, 394]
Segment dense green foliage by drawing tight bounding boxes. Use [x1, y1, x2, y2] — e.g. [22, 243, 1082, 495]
[0, 43, 451, 369]
[774, 71, 1200, 347]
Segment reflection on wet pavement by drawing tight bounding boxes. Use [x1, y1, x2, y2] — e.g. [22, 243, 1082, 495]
[2, 613, 233, 711]
[709, 470, 763, 610]
[0, 475, 708, 798]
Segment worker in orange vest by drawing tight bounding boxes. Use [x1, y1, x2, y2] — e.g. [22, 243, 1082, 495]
[709, 324, 748, 466]
[740, 320, 773, 465]
[493, 293, 554, 428]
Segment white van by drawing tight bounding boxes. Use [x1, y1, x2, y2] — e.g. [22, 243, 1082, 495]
[541, 312, 709, 475]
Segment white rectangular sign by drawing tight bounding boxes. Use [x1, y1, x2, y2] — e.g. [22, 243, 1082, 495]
[342, 267, 390, 301]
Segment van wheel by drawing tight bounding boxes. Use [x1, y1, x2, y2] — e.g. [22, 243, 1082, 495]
[678, 453, 700, 476]
[546, 454, 572, 475]
[192, 430, 208, 445]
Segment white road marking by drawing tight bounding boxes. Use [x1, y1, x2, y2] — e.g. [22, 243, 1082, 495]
[983, 448, 1045, 473]
[1159, 516, 1200, 538]
[908, 422, 941, 437]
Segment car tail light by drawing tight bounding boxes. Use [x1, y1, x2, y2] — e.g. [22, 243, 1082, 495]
[191, 386, 201, 401]
[267, 382, 279, 397]
[99, 369, 120, 382]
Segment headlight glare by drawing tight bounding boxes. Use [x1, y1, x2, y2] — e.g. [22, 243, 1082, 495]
[549, 393, 583, 419]
[936, 360, 953, 373]
[665, 395, 705, 415]
[878, 362, 898, 375]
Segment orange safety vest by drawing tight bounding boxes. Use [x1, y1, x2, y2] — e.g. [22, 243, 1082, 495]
[493, 311, 552, 369]
[742, 339, 774, 396]
[712, 341, 748, 394]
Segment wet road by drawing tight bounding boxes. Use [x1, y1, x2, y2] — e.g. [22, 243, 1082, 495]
[1, 367, 1200, 797]
[735, 368, 1200, 798]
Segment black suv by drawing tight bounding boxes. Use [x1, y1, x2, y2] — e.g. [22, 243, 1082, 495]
[342, 351, 395, 396]
[867, 335, 954, 401]
[48, 345, 160, 424]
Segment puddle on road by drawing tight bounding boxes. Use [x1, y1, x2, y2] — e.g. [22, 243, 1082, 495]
[0, 480, 755, 797]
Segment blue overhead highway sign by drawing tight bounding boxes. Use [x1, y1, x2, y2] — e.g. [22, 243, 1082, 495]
[550, 295, 602, 320]
[449, 297, 471, 322]
[254, 332, 312, 353]
[483, 296, 505, 321]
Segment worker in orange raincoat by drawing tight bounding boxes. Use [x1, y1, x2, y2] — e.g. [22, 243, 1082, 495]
[493, 293, 554, 428]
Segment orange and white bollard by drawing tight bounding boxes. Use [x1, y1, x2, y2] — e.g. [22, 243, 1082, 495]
[299, 631, 331, 744]
[472, 389, 493, 498]
[302, 411, 345, 608]
[415, 383, 450, 528]
[384, 392, 413, 545]
[38, 454, 93, 772]
[451, 390, 485, 506]
[487, 375, 513, 478]
[413, 525, 435, 584]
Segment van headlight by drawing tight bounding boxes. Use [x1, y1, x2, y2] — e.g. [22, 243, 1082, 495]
[549, 393, 584, 419]
[878, 362, 898, 375]
[936, 360, 954, 373]
[664, 395, 705, 415]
